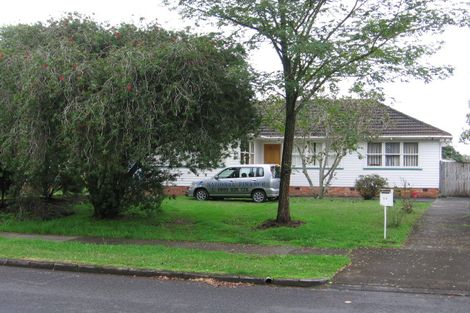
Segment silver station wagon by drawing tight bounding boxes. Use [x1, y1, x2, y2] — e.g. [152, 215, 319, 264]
[186, 164, 281, 202]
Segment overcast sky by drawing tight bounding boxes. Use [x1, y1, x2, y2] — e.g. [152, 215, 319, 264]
[1, 0, 469, 154]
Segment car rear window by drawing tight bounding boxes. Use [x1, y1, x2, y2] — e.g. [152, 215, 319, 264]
[271, 166, 281, 178]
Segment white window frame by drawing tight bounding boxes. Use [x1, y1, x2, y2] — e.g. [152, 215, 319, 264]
[240, 140, 255, 165]
[367, 143, 383, 166]
[403, 142, 419, 167]
[385, 142, 401, 167]
[366, 142, 419, 167]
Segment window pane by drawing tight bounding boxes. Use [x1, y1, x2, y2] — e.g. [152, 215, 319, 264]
[240, 153, 248, 165]
[385, 143, 400, 154]
[404, 143, 418, 154]
[385, 155, 400, 166]
[240, 168, 250, 178]
[256, 167, 264, 177]
[271, 166, 281, 178]
[292, 149, 302, 167]
[367, 155, 382, 166]
[367, 143, 382, 166]
[404, 155, 418, 167]
[367, 143, 382, 154]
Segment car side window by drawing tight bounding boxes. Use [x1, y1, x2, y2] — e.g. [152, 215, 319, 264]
[240, 168, 251, 178]
[271, 166, 281, 178]
[217, 168, 240, 179]
[256, 167, 264, 177]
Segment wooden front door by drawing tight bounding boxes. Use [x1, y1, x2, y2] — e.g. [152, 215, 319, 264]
[264, 144, 281, 164]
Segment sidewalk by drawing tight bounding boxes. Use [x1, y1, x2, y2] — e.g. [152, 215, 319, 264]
[0, 231, 348, 256]
[0, 231, 345, 288]
[333, 198, 470, 295]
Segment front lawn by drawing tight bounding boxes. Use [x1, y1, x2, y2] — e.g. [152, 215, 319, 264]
[0, 197, 430, 249]
[0, 237, 349, 279]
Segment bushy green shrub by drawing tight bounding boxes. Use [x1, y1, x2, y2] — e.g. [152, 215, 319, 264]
[354, 174, 388, 200]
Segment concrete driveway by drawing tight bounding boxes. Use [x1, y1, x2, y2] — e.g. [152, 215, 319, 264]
[333, 198, 470, 295]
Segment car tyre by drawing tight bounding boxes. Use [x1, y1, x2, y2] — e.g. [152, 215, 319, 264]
[252, 190, 267, 203]
[195, 188, 209, 201]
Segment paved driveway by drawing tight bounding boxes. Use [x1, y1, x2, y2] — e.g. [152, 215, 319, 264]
[333, 198, 470, 295]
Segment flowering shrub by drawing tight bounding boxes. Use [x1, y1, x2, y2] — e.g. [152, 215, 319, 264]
[354, 174, 388, 200]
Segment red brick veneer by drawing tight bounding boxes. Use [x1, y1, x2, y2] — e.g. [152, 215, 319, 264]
[164, 186, 439, 198]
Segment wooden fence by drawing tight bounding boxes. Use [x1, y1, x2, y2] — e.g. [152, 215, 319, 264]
[440, 161, 470, 197]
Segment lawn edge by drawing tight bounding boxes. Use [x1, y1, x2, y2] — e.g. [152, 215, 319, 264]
[0, 257, 329, 288]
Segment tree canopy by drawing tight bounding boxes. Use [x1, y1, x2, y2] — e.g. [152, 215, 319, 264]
[169, 0, 470, 224]
[262, 98, 381, 197]
[0, 15, 258, 217]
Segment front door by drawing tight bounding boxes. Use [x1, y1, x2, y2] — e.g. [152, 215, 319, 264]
[264, 144, 281, 164]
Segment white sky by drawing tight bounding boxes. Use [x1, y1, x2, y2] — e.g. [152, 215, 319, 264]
[1, 0, 469, 154]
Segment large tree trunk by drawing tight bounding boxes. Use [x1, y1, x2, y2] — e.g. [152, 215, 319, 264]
[87, 173, 124, 219]
[1, 189, 4, 208]
[276, 0, 297, 224]
[276, 97, 296, 224]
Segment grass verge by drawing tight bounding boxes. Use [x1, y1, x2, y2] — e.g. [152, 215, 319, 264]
[0, 197, 431, 248]
[0, 237, 349, 279]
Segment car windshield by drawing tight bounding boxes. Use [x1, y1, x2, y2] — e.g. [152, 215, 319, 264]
[217, 168, 239, 179]
[271, 166, 281, 178]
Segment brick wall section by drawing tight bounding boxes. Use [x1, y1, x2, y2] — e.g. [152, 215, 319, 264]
[165, 186, 439, 198]
[164, 186, 189, 197]
[288, 186, 439, 198]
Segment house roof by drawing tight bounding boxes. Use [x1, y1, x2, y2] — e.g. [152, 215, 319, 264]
[259, 103, 452, 139]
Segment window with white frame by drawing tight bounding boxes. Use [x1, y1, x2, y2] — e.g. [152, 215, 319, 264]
[403, 143, 419, 167]
[367, 142, 419, 167]
[385, 142, 400, 166]
[292, 142, 317, 167]
[240, 140, 255, 164]
[367, 143, 382, 166]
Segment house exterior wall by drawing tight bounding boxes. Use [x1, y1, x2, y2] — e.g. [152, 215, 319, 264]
[166, 139, 443, 197]
[289, 140, 442, 189]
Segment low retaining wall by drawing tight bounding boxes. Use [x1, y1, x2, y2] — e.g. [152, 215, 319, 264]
[165, 186, 439, 198]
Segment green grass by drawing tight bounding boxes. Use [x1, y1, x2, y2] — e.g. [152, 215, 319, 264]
[0, 237, 349, 279]
[0, 197, 430, 249]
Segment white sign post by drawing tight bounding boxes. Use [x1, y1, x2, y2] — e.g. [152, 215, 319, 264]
[379, 189, 394, 239]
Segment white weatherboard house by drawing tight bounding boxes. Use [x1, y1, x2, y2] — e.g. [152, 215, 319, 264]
[166, 105, 452, 198]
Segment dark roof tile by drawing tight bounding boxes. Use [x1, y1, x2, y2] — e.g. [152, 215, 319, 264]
[259, 104, 451, 138]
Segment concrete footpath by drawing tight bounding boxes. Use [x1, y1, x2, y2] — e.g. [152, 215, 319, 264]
[333, 198, 470, 295]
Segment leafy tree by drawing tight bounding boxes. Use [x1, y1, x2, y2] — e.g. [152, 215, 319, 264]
[169, 0, 470, 224]
[0, 21, 84, 199]
[442, 145, 464, 162]
[262, 98, 381, 198]
[0, 15, 258, 218]
[296, 99, 381, 198]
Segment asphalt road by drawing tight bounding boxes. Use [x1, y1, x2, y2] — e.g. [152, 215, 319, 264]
[1, 266, 469, 313]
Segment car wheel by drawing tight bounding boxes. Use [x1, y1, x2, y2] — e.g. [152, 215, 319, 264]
[252, 190, 267, 203]
[195, 189, 209, 201]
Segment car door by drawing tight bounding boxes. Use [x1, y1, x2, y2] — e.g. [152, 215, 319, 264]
[212, 167, 239, 196]
[236, 167, 254, 196]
